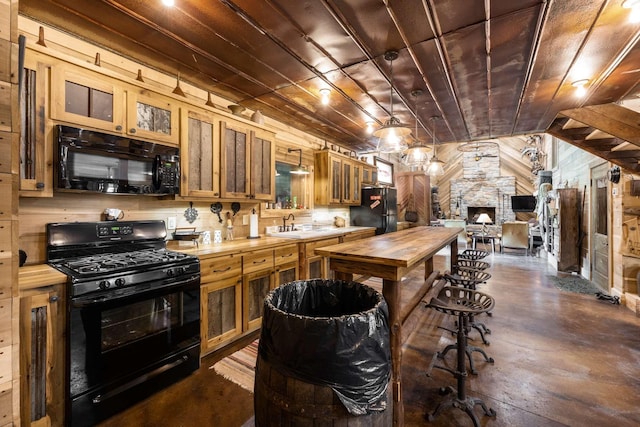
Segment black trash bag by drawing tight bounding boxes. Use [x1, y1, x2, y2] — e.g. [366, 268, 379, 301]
[258, 279, 391, 416]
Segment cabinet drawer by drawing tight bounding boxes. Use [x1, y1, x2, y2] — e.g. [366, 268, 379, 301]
[274, 244, 298, 266]
[243, 249, 274, 275]
[200, 254, 241, 283]
[305, 238, 340, 258]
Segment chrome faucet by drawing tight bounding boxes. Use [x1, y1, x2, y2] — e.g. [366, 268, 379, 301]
[282, 213, 295, 232]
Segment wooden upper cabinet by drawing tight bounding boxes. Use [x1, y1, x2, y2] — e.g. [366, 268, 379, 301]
[221, 120, 275, 200]
[251, 130, 275, 201]
[126, 90, 179, 145]
[19, 57, 52, 196]
[50, 65, 124, 133]
[315, 150, 367, 206]
[221, 120, 250, 199]
[180, 109, 220, 198]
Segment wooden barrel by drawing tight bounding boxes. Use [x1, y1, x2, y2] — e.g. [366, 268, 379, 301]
[254, 353, 392, 426]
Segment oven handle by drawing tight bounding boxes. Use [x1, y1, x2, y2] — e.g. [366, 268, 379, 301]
[92, 355, 189, 404]
[71, 274, 200, 307]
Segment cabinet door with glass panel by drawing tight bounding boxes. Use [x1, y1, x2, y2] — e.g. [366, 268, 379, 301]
[126, 90, 179, 145]
[50, 65, 125, 134]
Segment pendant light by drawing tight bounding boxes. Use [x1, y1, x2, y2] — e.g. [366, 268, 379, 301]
[374, 51, 411, 153]
[403, 89, 431, 168]
[427, 116, 445, 177]
[288, 148, 310, 175]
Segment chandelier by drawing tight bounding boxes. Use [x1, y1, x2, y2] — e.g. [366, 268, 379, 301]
[374, 50, 411, 153]
[403, 90, 431, 167]
[427, 116, 445, 177]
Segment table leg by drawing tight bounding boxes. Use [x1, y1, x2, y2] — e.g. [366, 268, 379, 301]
[383, 278, 403, 427]
[450, 238, 459, 267]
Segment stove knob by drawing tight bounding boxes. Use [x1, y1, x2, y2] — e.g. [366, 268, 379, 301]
[167, 269, 175, 277]
[99, 280, 111, 290]
[115, 278, 126, 287]
[175, 267, 184, 275]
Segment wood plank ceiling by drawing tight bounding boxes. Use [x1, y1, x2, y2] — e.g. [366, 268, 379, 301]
[18, 0, 640, 153]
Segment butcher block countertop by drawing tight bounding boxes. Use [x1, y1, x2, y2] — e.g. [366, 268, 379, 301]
[167, 235, 298, 257]
[19, 264, 68, 290]
[315, 226, 462, 268]
[18, 228, 377, 289]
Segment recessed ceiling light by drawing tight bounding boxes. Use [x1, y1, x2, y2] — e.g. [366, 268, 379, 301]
[571, 79, 589, 97]
[162, 0, 175, 7]
[319, 88, 330, 105]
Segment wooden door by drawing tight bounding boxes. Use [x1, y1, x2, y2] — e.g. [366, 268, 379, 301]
[251, 131, 275, 200]
[181, 110, 220, 198]
[20, 286, 64, 427]
[591, 163, 609, 291]
[221, 121, 250, 198]
[201, 277, 242, 354]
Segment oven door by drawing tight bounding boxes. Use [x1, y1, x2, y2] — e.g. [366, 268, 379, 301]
[68, 275, 200, 426]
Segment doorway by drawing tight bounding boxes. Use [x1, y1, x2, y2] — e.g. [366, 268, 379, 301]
[590, 163, 609, 291]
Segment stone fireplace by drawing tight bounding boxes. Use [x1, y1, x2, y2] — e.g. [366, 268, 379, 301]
[450, 144, 516, 225]
[467, 206, 496, 224]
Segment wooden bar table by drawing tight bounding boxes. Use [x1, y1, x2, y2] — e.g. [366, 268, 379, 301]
[315, 226, 462, 427]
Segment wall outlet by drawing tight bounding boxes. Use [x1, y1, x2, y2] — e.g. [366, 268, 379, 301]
[242, 214, 249, 225]
[167, 216, 177, 230]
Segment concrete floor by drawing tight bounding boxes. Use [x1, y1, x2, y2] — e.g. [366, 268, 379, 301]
[100, 250, 640, 426]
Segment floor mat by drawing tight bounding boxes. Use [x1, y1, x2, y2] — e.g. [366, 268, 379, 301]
[547, 275, 602, 295]
[210, 340, 258, 393]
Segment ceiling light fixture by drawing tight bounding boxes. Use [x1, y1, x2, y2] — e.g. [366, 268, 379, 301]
[571, 79, 589, 97]
[403, 90, 431, 168]
[162, 0, 175, 7]
[374, 50, 411, 153]
[623, 0, 640, 22]
[366, 121, 375, 135]
[319, 88, 331, 106]
[427, 116, 445, 177]
[287, 148, 310, 175]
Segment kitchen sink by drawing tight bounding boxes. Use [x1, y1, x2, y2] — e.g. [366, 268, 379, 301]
[267, 226, 369, 239]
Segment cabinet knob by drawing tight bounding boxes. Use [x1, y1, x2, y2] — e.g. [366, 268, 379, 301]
[129, 128, 136, 133]
[49, 295, 59, 303]
[36, 182, 45, 189]
[115, 125, 123, 131]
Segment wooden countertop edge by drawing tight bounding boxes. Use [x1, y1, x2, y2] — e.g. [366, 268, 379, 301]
[19, 228, 377, 289]
[19, 264, 68, 290]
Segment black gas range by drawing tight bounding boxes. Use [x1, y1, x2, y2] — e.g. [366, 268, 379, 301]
[47, 220, 201, 426]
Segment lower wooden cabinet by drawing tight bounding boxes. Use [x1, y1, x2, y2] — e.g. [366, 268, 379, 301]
[201, 277, 242, 354]
[19, 285, 64, 427]
[275, 262, 297, 286]
[298, 237, 340, 280]
[243, 269, 274, 332]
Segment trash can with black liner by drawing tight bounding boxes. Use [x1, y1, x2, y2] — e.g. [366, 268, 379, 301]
[254, 279, 391, 426]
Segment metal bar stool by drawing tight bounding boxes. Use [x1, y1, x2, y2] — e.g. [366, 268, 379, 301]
[458, 249, 489, 261]
[436, 270, 494, 375]
[444, 269, 492, 340]
[453, 259, 490, 273]
[426, 286, 496, 426]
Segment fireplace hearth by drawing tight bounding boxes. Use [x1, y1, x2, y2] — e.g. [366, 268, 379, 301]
[468, 207, 496, 224]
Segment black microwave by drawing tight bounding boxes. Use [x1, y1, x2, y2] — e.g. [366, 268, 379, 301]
[55, 125, 180, 195]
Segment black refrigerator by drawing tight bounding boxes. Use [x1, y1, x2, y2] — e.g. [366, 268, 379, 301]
[350, 187, 397, 235]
